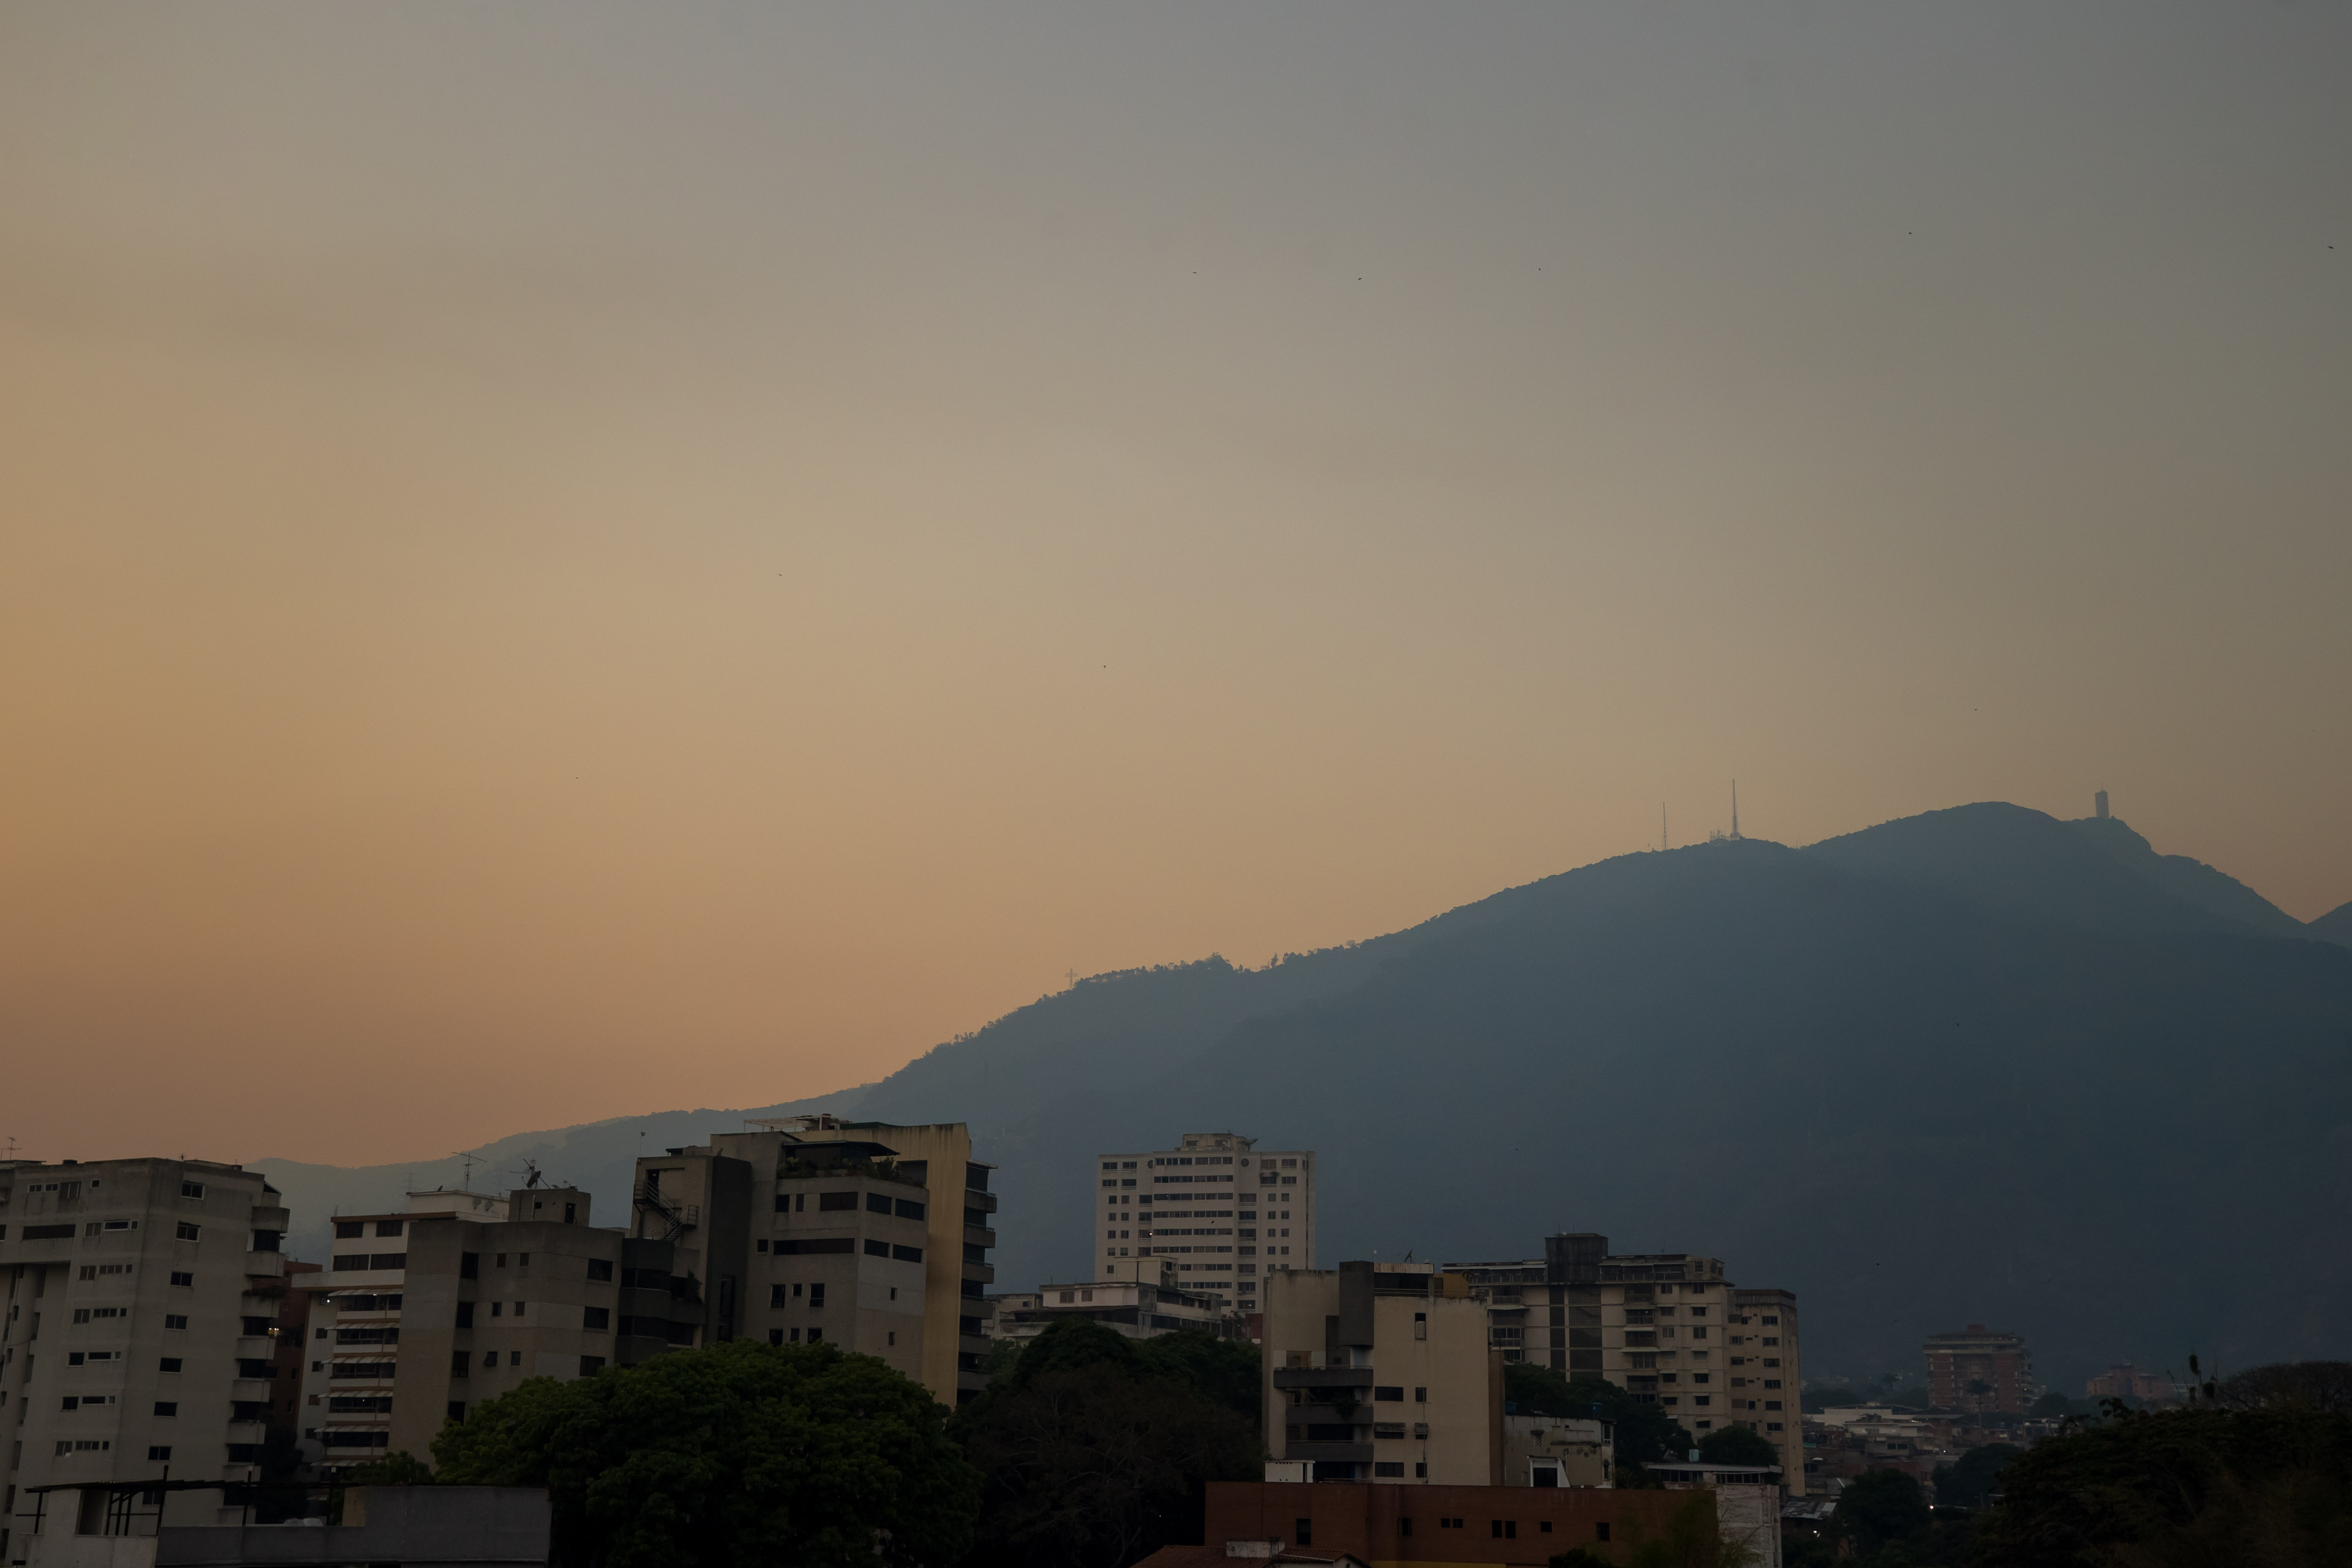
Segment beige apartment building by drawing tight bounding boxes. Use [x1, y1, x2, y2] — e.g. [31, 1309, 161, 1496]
[635, 1117, 998, 1406]
[1, 1158, 293, 1557]
[292, 1185, 701, 1465]
[1262, 1261, 1501, 1486]
[1443, 1234, 1805, 1490]
[1097, 1132, 1315, 1319]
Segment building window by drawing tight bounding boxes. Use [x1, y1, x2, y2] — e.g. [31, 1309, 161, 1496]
[1294, 1520, 1311, 1547]
[180, 1182, 204, 1199]
[153, 1403, 177, 1417]
[165, 1315, 188, 1330]
[1596, 1523, 1612, 1542]
[1490, 1521, 1517, 1540]
[1373, 1461, 1405, 1477]
[588, 1259, 613, 1281]
[176, 1223, 200, 1241]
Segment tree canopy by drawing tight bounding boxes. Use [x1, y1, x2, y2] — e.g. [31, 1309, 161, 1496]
[1832, 1470, 1930, 1561]
[1931, 1442, 2020, 1510]
[431, 1339, 978, 1568]
[949, 1319, 1261, 1568]
[1974, 1403, 2352, 1567]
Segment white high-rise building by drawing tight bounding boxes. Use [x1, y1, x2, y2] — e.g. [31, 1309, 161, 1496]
[1091, 1132, 1315, 1318]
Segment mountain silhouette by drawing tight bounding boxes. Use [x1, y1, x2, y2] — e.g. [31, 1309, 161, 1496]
[2308, 899, 2352, 950]
[257, 802, 2352, 1388]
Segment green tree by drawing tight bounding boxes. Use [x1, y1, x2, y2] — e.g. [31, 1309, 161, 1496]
[1503, 1361, 1693, 1475]
[432, 1338, 978, 1568]
[1131, 1328, 1263, 1425]
[1832, 1469, 1929, 1561]
[1695, 1425, 1779, 1468]
[1549, 1550, 1615, 1568]
[1930, 1441, 2018, 1510]
[2212, 1360, 2352, 1414]
[950, 1318, 1261, 1568]
[1974, 1403, 2352, 1567]
[343, 1449, 437, 1486]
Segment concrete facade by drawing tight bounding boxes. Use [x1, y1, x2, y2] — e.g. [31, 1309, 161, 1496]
[1263, 1263, 1500, 1486]
[2, 1158, 293, 1558]
[1096, 1134, 1315, 1319]
[290, 1188, 697, 1467]
[643, 1118, 999, 1407]
[1499, 1415, 1612, 1489]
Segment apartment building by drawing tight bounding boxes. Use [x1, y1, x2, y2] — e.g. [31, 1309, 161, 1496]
[1443, 1234, 1804, 1490]
[1263, 1261, 1500, 1486]
[634, 1118, 998, 1407]
[991, 1258, 1240, 1347]
[0, 1158, 293, 1555]
[1096, 1133, 1314, 1319]
[291, 1186, 699, 1466]
[1924, 1324, 2034, 1414]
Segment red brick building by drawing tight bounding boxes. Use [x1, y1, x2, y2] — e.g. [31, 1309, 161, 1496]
[1923, 1323, 2034, 1414]
[1197, 1480, 1706, 1566]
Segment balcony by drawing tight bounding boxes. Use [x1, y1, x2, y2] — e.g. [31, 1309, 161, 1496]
[964, 1226, 997, 1250]
[1271, 1367, 1376, 1393]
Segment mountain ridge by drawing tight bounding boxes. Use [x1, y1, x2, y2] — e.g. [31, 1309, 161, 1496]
[253, 801, 2352, 1387]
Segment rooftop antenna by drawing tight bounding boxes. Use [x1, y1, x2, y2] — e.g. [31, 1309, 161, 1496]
[1732, 780, 1740, 840]
[1662, 802, 1669, 853]
[458, 1153, 477, 1190]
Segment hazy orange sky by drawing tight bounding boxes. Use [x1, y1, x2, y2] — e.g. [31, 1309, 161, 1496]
[4, 2, 2348, 1168]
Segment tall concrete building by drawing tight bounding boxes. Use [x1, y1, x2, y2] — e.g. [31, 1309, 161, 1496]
[1444, 1235, 1804, 1491]
[635, 1117, 998, 1407]
[1262, 1261, 1501, 1486]
[291, 1185, 699, 1465]
[1, 1158, 293, 1554]
[1096, 1132, 1315, 1318]
[1924, 1324, 2034, 1414]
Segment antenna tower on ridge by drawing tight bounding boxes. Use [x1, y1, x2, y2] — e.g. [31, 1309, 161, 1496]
[1732, 780, 1740, 840]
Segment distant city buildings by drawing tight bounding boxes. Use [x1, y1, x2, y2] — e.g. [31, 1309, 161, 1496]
[2086, 1362, 2174, 1403]
[1923, 1323, 2036, 1414]
[0, 1157, 293, 1544]
[1095, 1132, 1315, 1319]
[1443, 1235, 1804, 1491]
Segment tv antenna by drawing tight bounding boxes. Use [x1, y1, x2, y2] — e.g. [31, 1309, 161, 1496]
[457, 1152, 478, 1190]
[1661, 802, 1669, 853]
[1731, 779, 1740, 840]
[515, 1158, 546, 1190]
